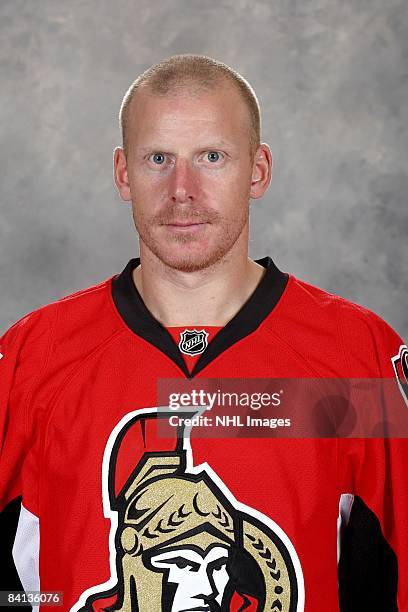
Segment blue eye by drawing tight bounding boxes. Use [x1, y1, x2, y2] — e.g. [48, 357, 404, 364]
[152, 153, 165, 165]
[207, 151, 220, 162]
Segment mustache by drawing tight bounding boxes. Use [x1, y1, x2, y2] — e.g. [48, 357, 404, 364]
[154, 206, 220, 225]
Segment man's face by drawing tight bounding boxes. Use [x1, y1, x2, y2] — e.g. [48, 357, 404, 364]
[149, 544, 230, 611]
[115, 83, 270, 272]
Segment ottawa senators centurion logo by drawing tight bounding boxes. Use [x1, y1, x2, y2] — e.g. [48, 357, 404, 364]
[72, 409, 304, 612]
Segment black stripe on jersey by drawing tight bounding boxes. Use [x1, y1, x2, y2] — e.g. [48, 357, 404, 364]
[111, 256, 289, 378]
[338, 495, 398, 611]
[0, 497, 31, 611]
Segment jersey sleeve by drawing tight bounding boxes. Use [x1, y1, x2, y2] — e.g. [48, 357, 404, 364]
[338, 308, 408, 610]
[0, 307, 54, 512]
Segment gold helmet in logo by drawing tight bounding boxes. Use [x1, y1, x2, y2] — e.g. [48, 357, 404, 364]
[102, 411, 298, 611]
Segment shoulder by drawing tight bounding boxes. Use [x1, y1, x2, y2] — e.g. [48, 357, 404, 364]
[285, 273, 405, 377]
[0, 272, 119, 370]
[286, 272, 402, 340]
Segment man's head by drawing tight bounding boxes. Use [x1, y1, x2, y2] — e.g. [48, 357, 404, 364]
[147, 544, 230, 611]
[114, 54, 272, 272]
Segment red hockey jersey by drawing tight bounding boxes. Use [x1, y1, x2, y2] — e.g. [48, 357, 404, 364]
[1, 255, 407, 611]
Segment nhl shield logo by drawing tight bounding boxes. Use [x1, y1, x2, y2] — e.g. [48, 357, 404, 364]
[179, 328, 209, 355]
[391, 344, 408, 407]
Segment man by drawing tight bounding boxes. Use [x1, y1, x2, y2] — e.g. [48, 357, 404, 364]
[0, 54, 407, 611]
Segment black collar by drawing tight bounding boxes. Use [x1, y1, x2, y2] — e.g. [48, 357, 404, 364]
[111, 257, 288, 378]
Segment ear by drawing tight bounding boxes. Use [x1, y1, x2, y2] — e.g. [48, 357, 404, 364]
[113, 146, 132, 201]
[249, 144, 273, 199]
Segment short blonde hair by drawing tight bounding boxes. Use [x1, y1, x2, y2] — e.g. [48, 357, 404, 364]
[119, 54, 261, 159]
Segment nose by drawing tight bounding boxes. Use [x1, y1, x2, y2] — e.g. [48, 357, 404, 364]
[192, 568, 215, 599]
[168, 158, 200, 204]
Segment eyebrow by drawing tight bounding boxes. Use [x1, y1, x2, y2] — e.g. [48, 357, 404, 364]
[137, 142, 233, 154]
[156, 556, 201, 571]
[208, 556, 228, 568]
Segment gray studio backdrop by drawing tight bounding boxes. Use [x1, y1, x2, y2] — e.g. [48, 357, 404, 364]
[1, 0, 407, 337]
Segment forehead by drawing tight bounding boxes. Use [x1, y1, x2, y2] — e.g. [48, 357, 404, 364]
[151, 545, 229, 563]
[127, 83, 250, 148]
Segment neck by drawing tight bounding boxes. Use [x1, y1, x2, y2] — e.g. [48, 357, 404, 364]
[132, 244, 266, 327]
